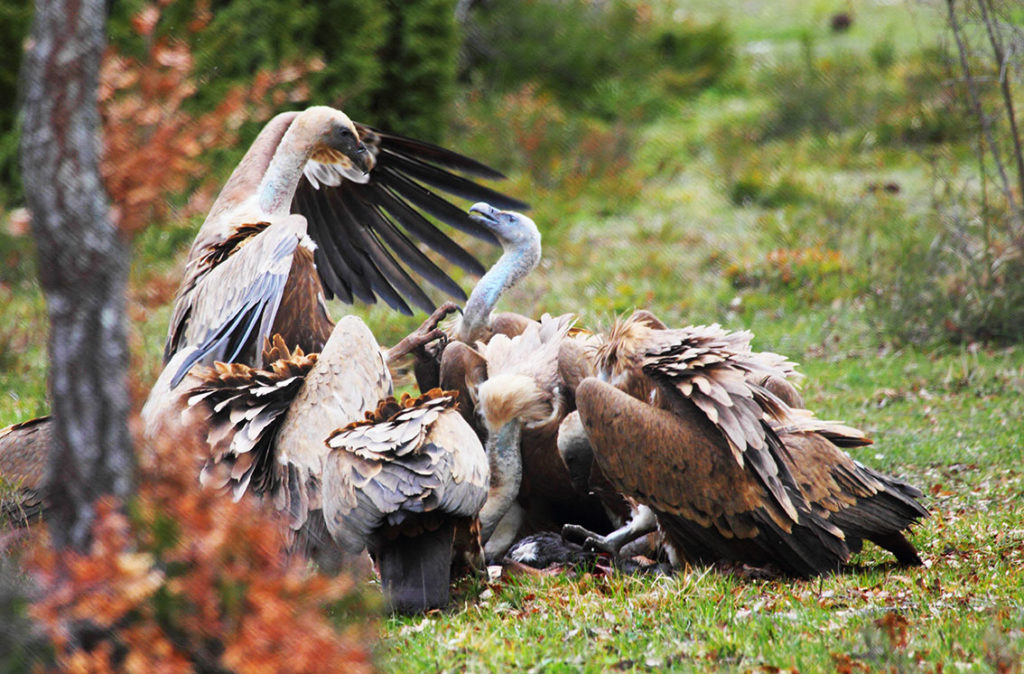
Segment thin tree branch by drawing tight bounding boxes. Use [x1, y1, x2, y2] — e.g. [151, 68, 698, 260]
[976, 0, 1024, 236]
[947, 0, 1018, 216]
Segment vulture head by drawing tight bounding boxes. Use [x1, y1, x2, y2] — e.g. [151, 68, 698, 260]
[469, 202, 541, 252]
[456, 203, 542, 344]
[302, 105, 374, 177]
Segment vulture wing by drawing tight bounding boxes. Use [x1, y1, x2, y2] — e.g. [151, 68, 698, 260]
[188, 317, 393, 533]
[321, 390, 489, 554]
[187, 337, 317, 503]
[575, 377, 849, 578]
[778, 427, 928, 566]
[0, 416, 52, 525]
[294, 123, 530, 315]
[167, 215, 311, 385]
[639, 324, 799, 466]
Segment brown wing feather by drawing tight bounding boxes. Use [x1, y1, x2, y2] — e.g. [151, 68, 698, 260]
[576, 378, 848, 578]
[187, 337, 317, 500]
[640, 323, 799, 465]
[322, 392, 488, 553]
[0, 416, 52, 525]
[274, 243, 334, 355]
[779, 429, 927, 565]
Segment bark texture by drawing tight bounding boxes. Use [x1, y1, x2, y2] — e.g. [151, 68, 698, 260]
[20, 0, 134, 550]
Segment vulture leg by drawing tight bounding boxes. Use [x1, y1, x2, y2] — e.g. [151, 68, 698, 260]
[478, 421, 523, 546]
[562, 505, 658, 561]
[385, 301, 459, 364]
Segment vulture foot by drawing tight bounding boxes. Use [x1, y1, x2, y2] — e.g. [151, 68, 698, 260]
[386, 301, 459, 364]
[561, 524, 641, 562]
[562, 505, 659, 563]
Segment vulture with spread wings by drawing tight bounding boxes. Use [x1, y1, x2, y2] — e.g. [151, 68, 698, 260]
[162, 106, 527, 387]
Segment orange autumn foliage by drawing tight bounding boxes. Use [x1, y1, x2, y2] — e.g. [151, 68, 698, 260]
[26, 423, 377, 673]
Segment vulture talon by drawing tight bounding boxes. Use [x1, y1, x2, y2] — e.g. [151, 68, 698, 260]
[390, 302, 460, 364]
[562, 523, 603, 546]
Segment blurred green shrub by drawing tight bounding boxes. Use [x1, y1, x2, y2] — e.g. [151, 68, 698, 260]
[0, 554, 52, 672]
[871, 0, 1024, 344]
[729, 170, 815, 208]
[871, 185, 1024, 344]
[750, 35, 969, 147]
[456, 84, 644, 228]
[462, 0, 732, 121]
[0, 2, 31, 207]
[109, 0, 453, 141]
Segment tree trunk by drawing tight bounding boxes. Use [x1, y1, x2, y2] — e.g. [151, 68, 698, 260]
[20, 0, 134, 551]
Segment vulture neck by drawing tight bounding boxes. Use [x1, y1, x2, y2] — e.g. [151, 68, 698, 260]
[478, 420, 523, 543]
[459, 232, 540, 343]
[257, 120, 316, 215]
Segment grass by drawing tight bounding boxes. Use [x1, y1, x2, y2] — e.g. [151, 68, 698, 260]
[2, 0, 1023, 670]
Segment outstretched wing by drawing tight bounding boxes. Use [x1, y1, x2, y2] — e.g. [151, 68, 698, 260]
[166, 216, 309, 386]
[294, 124, 530, 316]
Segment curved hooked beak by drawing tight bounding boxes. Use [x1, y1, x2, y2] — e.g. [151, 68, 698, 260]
[468, 202, 499, 225]
[349, 143, 373, 175]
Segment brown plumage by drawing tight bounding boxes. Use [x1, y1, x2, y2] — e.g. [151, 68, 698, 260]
[772, 413, 927, 566]
[159, 106, 528, 389]
[185, 317, 489, 613]
[567, 309, 927, 575]
[575, 377, 849, 577]
[0, 416, 51, 526]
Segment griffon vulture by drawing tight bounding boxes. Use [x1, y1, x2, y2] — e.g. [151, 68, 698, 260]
[415, 206, 621, 559]
[178, 315, 489, 613]
[563, 310, 928, 576]
[412, 202, 540, 396]
[0, 416, 51, 527]
[161, 106, 527, 389]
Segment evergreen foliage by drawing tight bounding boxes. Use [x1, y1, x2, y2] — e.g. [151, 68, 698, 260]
[462, 0, 732, 120]
[1, 0, 461, 209]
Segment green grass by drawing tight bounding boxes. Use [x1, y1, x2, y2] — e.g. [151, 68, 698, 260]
[3, 0, 1023, 670]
